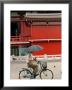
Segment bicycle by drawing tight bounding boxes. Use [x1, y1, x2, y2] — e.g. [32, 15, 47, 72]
[19, 60, 54, 79]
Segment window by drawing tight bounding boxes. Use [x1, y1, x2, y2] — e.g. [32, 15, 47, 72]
[11, 46, 19, 56]
[11, 21, 20, 36]
[11, 45, 30, 56]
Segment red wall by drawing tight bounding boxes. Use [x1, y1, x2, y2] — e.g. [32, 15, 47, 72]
[31, 25, 61, 39]
[20, 22, 61, 55]
[30, 25, 61, 55]
[20, 21, 31, 41]
[11, 20, 61, 55]
[32, 41, 61, 55]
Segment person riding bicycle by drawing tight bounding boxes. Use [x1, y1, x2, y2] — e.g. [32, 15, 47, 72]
[27, 54, 38, 75]
[27, 53, 48, 74]
[19, 54, 54, 79]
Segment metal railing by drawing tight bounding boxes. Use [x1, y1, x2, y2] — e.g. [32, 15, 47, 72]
[11, 36, 31, 42]
[11, 36, 20, 41]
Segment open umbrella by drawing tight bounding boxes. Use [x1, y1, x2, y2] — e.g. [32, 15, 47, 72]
[27, 45, 43, 53]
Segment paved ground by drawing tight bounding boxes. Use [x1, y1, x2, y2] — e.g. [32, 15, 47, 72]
[10, 60, 61, 79]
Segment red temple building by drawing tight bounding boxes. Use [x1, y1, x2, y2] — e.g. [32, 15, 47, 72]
[11, 11, 61, 56]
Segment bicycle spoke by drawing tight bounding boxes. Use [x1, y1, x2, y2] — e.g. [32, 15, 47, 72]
[19, 69, 32, 79]
[40, 69, 53, 79]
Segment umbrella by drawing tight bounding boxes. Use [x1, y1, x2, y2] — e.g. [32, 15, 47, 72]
[27, 45, 43, 53]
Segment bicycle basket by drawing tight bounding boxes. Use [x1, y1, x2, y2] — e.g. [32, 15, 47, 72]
[41, 62, 47, 69]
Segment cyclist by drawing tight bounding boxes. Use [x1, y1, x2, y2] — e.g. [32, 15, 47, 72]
[27, 55, 38, 75]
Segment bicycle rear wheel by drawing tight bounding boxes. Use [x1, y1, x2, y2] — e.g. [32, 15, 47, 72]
[19, 69, 32, 79]
[40, 69, 54, 79]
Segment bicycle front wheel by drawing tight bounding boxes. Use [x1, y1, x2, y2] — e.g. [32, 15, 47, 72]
[19, 69, 32, 79]
[40, 69, 54, 79]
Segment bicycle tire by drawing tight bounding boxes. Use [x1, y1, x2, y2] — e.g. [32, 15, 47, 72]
[40, 69, 54, 79]
[19, 68, 32, 79]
